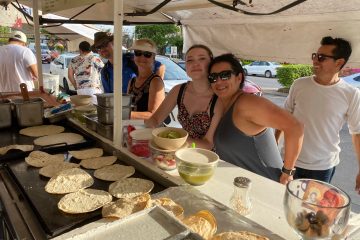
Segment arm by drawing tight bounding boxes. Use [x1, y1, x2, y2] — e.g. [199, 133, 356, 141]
[188, 99, 224, 150]
[68, 67, 77, 90]
[156, 64, 166, 79]
[352, 134, 360, 194]
[131, 77, 165, 120]
[144, 85, 180, 128]
[28, 64, 39, 89]
[236, 95, 304, 185]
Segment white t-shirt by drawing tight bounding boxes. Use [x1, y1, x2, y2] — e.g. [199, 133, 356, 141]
[283, 76, 360, 170]
[0, 44, 37, 92]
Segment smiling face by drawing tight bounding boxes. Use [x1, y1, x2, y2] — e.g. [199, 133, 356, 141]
[134, 50, 155, 70]
[209, 62, 242, 99]
[312, 45, 344, 79]
[185, 47, 212, 81]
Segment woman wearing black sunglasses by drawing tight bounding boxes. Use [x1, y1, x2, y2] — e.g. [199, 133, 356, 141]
[208, 53, 304, 184]
[127, 39, 165, 120]
[145, 45, 224, 149]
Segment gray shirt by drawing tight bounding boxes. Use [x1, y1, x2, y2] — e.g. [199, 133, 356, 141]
[214, 103, 282, 181]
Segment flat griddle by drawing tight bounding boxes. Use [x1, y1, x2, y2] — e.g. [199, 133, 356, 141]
[3, 150, 166, 238]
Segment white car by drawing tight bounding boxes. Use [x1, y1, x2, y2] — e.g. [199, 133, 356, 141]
[49, 53, 78, 94]
[342, 73, 360, 88]
[243, 61, 281, 78]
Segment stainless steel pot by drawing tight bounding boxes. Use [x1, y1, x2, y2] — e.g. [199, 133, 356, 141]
[13, 98, 44, 127]
[0, 99, 12, 128]
[95, 93, 132, 108]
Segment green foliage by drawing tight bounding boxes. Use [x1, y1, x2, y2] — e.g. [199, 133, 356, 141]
[135, 25, 183, 55]
[277, 64, 313, 88]
[0, 26, 11, 45]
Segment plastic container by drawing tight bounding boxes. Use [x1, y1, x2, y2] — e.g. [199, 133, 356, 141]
[127, 129, 153, 158]
[152, 127, 188, 150]
[43, 73, 59, 96]
[13, 98, 44, 127]
[0, 99, 12, 128]
[73, 105, 96, 123]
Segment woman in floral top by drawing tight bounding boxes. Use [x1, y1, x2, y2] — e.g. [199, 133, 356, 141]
[68, 41, 104, 104]
[145, 45, 223, 150]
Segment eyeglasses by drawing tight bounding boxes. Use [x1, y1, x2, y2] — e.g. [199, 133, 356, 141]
[311, 53, 337, 62]
[208, 70, 236, 83]
[134, 50, 153, 58]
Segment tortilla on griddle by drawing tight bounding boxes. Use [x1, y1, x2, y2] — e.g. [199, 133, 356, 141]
[0, 144, 34, 155]
[94, 164, 135, 181]
[151, 198, 184, 219]
[80, 156, 117, 170]
[102, 193, 151, 219]
[69, 148, 103, 160]
[34, 133, 84, 146]
[39, 162, 80, 178]
[210, 231, 269, 240]
[20, 125, 64, 137]
[45, 168, 93, 194]
[182, 210, 217, 240]
[109, 178, 154, 199]
[58, 189, 112, 214]
[25, 150, 64, 167]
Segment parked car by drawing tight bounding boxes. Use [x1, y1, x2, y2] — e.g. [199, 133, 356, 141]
[243, 61, 281, 78]
[177, 60, 186, 70]
[342, 73, 360, 88]
[29, 43, 51, 63]
[49, 53, 78, 94]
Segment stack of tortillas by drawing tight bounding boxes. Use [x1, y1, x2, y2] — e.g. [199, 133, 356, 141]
[109, 178, 154, 198]
[102, 193, 151, 219]
[151, 198, 184, 219]
[34, 133, 84, 146]
[39, 162, 80, 178]
[69, 148, 103, 159]
[0, 144, 34, 155]
[45, 168, 93, 194]
[20, 125, 64, 137]
[58, 189, 112, 214]
[182, 210, 217, 240]
[210, 231, 269, 240]
[94, 164, 135, 181]
[80, 156, 117, 169]
[25, 151, 64, 167]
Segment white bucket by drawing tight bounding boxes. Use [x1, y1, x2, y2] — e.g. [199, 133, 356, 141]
[43, 73, 60, 96]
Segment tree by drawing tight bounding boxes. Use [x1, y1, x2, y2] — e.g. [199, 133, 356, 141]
[0, 26, 11, 46]
[135, 24, 183, 56]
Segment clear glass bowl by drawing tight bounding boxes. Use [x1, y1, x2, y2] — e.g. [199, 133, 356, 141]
[284, 179, 351, 240]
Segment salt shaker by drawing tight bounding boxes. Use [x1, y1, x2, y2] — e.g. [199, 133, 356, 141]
[230, 177, 252, 216]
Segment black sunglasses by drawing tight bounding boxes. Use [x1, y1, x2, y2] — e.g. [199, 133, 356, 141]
[134, 50, 153, 58]
[208, 70, 236, 83]
[311, 53, 337, 62]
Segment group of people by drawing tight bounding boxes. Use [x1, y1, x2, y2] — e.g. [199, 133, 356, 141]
[1, 30, 359, 193]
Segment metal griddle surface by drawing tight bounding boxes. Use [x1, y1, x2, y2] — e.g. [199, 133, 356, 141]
[5, 154, 166, 238]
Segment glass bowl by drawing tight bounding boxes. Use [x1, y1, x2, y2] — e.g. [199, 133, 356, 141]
[175, 148, 219, 185]
[284, 179, 351, 240]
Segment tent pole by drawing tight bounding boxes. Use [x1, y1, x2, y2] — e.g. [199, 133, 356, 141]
[33, 0, 44, 92]
[113, 0, 124, 148]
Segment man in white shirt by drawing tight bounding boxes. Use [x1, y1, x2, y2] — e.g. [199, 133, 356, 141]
[276, 36, 360, 194]
[0, 30, 38, 92]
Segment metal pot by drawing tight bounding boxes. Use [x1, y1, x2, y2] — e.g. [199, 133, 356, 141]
[13, 98, 44, 127]
[0, 99, 12, 128]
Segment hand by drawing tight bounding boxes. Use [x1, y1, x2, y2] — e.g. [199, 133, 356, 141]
[356, 173, 360, 194]
[280, 173, 293, 185]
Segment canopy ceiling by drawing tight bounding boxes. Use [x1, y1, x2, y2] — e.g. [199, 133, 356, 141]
[14, 0, 360, 66]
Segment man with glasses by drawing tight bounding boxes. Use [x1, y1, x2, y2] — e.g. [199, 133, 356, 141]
[276, 36, 360, 194]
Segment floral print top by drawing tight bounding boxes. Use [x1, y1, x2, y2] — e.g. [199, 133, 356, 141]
[69, 53, 104, 89]
[177, 82, 217, 139]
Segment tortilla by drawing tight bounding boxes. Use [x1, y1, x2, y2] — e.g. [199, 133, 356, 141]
[69, 148, 103, 160]
[39, 162, 80, 178]
[94, 164, 135, 181]
[102, 193, 151, 219]
[151, 198, 184, 218]
[25, 150, 64, 167]
[80, 156, 117, 170]
[34, 133, 84, 146]
[20, 125, 64, 137]
[45, 168, 93, 194]
[109, 178, 154, 199]
[0, 144, 34, 155]
[182, 210, 217, 240]
[58, 189, 112, 214]
[210, 231, 269, 240]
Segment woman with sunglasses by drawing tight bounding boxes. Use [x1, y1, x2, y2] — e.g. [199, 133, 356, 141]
[127, 39, 165, 120]
[209, 53, 304, 184]
[145, 45, 223, 149]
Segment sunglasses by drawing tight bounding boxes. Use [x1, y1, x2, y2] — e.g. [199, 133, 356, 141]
[208, 70, 236, 83]
[134, 50, 153, 58]
[311, 53, 337, 62]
